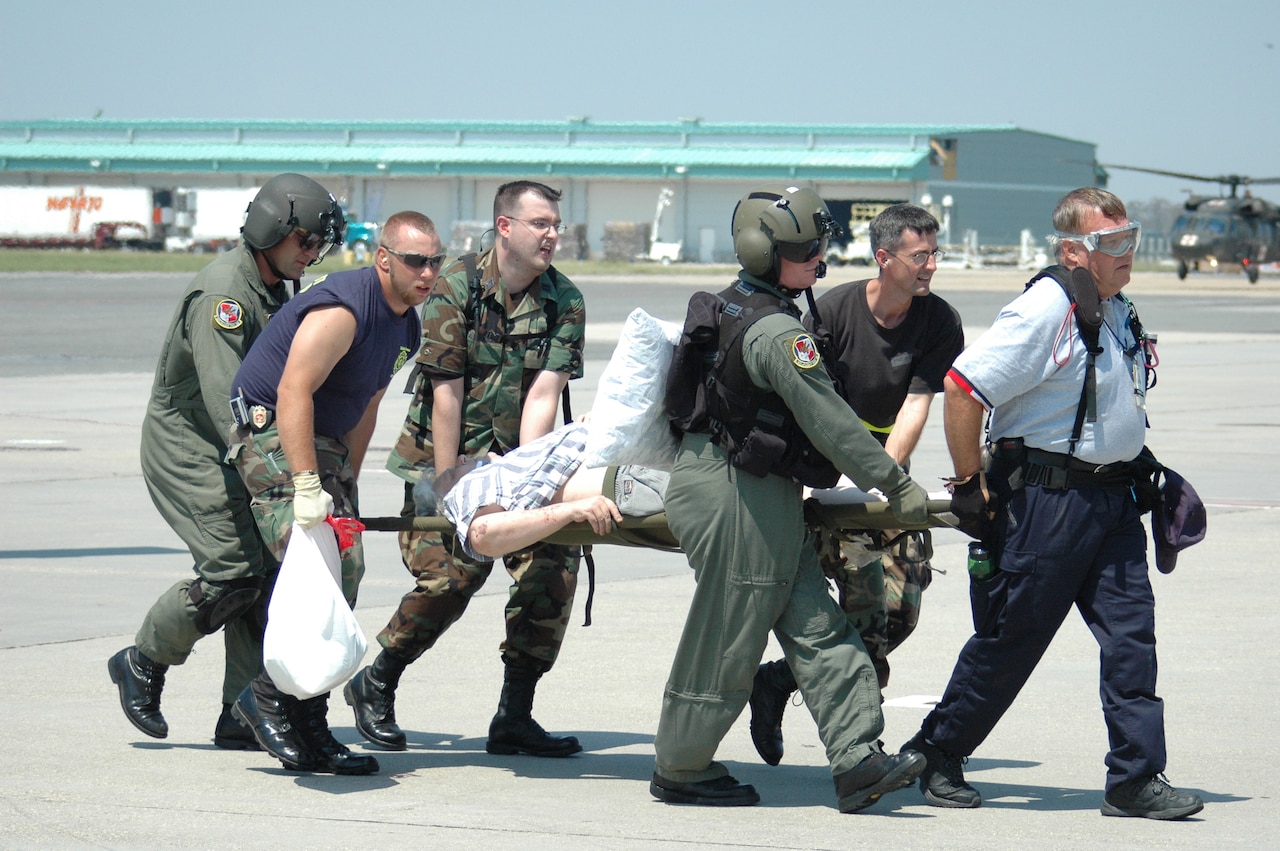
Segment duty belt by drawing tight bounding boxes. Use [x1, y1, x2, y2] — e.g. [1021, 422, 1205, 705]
[1022, 448, 1135, 491]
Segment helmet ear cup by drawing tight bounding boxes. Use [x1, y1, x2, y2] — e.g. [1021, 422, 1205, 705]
[735, 226, 775, 277]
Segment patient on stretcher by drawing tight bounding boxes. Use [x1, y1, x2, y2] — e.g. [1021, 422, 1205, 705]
[413, 421, 670, 560]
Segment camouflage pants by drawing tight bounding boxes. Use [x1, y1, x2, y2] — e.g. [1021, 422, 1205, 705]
[377, 483, 580, 672]
[815, 527, 934, 688]
[229, 423, 365, 604]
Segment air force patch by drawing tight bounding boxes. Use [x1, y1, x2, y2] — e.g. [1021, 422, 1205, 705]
[791, 333, 821, 369]
[213, 299, 244, 331]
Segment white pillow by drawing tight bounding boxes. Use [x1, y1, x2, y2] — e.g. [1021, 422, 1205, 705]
[582, 308, 681, 470]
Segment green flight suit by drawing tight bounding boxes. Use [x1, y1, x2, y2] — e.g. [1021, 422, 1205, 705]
[136, 245, 287, 704]
[655, 274, 911, 784]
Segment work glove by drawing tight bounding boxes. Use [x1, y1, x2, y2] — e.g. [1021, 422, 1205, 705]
[292, 470, 333, 529]
[947, 473, 994, 540]
[881, 473, 929, 526]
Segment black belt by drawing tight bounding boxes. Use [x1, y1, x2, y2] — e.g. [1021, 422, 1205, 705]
[1023, 448, 1134, 490]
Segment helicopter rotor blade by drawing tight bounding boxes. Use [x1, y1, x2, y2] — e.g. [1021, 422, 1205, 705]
[1102, 164, 1280, 191]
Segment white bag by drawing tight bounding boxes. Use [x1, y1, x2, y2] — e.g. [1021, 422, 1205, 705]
[263, 521, 367, 699]
[582, 308, 682, 470]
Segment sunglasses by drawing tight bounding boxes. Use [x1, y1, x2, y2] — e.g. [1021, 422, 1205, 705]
[382, 245, 447, 270]
[1059, 221, 1142, 257]
[293, 227, 328, 252]
[775, 238, 826, 263]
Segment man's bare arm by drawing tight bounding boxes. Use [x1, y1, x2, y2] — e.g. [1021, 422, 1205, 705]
[467, 496, 621, 558]
[277, 306, 357, 474]
[943, 375, 986, 479]
[344, 388, 385, 478]
[520, 369, 569, 444]
[883, 391, 934, 468]
[431, 377, 464, 472]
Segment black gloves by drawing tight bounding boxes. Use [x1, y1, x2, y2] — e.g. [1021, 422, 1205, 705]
[947, 472, 995, 540]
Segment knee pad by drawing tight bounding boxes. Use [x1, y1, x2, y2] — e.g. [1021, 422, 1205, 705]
[189, 577, 263, 635]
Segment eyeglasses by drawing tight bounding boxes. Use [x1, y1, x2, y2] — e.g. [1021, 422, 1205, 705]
[775, 238, 827, 263]
[381, 245, 447, 270]
[1057, 221, 1142, 257]
[293, 227, 328, 253]
[507, 217, 567, 235]
[889, 249, 946, 266]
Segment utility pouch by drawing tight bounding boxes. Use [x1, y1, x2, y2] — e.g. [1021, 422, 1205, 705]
[1129, 445, 1165, 514]
[732, 428, 787, 478]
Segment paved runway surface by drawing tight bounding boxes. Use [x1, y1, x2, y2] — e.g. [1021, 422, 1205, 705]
[1, 268, 1276, 848]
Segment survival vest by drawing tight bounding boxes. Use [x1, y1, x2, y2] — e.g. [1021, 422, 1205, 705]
[665, 278, 841, 488]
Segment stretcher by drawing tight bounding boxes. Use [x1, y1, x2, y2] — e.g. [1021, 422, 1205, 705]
[362, 498, 958, 553]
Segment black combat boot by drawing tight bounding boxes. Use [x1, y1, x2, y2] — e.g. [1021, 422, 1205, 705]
[344, 650, 409, 750]
[834, 745, 926, 813]
[295, 692, 380, 775]
[231, 673, 317, 771]
[213, 702, 260, 750]
[748, 658, 798, 766]
[486, 662, 582, 757]
[108, 646, 169, 738]
[901, 730, 982, 808]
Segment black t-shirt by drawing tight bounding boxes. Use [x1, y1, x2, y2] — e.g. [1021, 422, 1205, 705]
[804, 279, 963, 431]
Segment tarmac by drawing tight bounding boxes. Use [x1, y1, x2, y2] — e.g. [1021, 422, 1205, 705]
[1, 268, 1277, 849]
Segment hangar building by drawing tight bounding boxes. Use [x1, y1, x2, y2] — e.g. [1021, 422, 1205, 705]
[0, 118, 1101, 261]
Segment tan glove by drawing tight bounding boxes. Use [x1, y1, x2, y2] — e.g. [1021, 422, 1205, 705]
[881, 474, 929, 526]
[292, 470, 333, 529]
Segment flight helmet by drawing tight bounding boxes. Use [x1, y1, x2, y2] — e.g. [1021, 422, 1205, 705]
[732, 185, 841, 280]
[241, 173, 345, 262]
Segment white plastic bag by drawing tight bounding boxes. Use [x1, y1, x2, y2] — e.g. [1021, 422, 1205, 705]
[582, 308, 682, 470]
[263, 521, 367, 699]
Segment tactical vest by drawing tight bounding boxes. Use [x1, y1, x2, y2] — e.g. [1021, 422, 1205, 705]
[666, 279, 840, 488]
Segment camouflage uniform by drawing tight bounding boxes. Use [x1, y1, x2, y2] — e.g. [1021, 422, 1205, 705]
[228, 424, 364, 602]
[813, 527, 934, 687]
[135, 245, 286, 704]
[382, 247, 585, 669]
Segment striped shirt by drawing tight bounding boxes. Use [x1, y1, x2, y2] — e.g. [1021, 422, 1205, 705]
[443, 421, 590, 561]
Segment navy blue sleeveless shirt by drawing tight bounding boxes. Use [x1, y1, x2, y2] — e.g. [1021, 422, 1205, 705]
[233, 266, 420, 438]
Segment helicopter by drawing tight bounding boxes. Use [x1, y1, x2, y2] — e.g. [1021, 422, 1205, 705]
[1103, 165, 1280, 283]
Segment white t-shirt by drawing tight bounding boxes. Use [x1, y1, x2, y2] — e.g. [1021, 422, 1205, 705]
[950, 279, 1148, 465]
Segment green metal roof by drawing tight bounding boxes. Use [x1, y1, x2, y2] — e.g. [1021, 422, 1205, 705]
[0, 118, 1058, 182]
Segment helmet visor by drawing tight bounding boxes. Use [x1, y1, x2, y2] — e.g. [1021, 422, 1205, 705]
[775, 237, 826, 264]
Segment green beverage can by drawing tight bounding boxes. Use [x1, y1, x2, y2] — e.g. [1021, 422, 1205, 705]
[967, 542, 995, 581]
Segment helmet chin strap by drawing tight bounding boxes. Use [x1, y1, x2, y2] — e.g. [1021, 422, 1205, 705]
[776, 260, 829, 299]
[260, 250, 300, 294]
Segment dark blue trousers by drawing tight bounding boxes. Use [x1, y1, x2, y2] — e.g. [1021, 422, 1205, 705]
[924, 484, 1166, 791]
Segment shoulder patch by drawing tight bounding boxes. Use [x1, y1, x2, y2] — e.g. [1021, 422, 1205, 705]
[791, 333, 821, 369]
[213, 299, 244, 331]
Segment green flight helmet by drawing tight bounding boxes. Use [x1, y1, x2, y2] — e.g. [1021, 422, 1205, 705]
[241, 173, 345, 262]
[732, 185, 841, 280]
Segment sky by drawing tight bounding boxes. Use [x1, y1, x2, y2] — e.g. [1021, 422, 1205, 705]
[4, 0, 1278, 205]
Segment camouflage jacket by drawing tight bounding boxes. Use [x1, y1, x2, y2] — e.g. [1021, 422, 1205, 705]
[386, 247, 585, 483]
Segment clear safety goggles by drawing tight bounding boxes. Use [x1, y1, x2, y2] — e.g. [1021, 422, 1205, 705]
[1056, 221, 1142, 257]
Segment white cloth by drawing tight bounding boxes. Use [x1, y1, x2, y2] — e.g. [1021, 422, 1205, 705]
[582, 308, 681, 470]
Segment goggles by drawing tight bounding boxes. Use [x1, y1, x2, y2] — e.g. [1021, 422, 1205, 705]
[775, 237, 827, 264]
[1057, 221, 1142, 257]
[382, 246, 447, 270]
